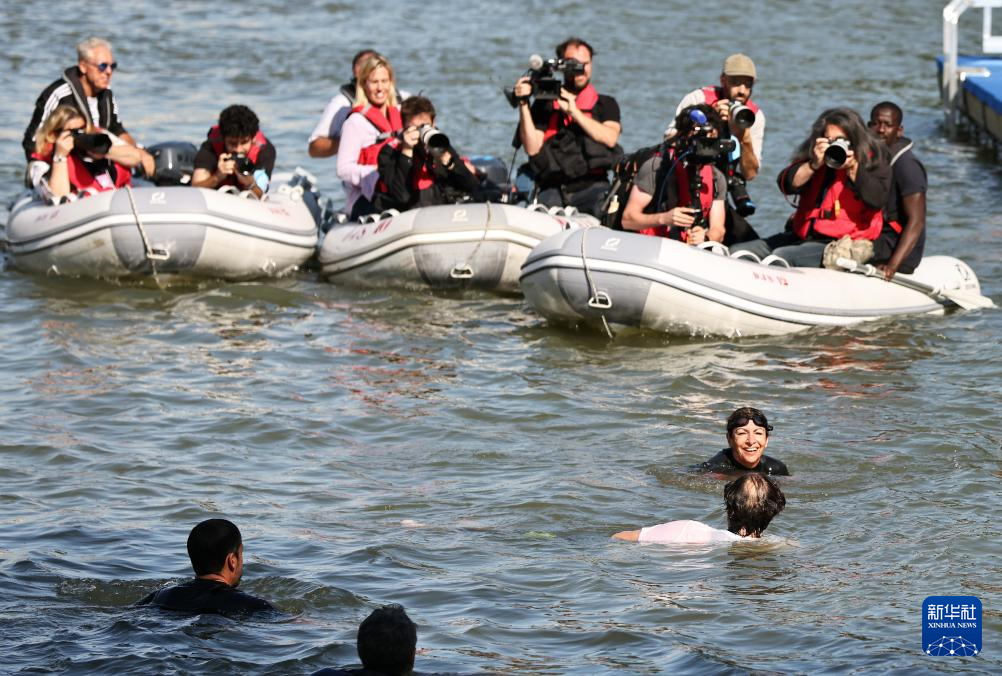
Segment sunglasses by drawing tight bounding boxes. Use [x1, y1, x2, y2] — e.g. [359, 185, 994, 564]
[89, 61, 118, 73]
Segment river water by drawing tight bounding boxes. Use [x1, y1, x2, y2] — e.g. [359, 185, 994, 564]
[1, 1, 1000, 674]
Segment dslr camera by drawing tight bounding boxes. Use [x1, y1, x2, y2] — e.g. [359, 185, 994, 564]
[504, 55, 587, 107]
[72, 130, 113, 155]
[824, 138, 851, 168]
[729, 101, 756, 129]
[229, 153, 255, 176]
[417, 125, 451, 160]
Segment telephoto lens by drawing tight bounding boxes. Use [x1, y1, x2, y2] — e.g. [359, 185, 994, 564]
[418, 125, 450, 151]
[823, 138, 851, 168]
[729, 102, 756, 129]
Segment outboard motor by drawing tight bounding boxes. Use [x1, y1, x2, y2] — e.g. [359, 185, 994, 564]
[467, 155, 512, 202]
[147, 141, 198, 186]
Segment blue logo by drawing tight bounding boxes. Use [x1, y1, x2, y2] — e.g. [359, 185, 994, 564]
[923, 596, 981, 657]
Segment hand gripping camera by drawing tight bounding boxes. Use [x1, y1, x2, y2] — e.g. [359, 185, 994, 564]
[230, 153, 256, 176]
[823, 138, 852, 169]
[503, 54, 587, 107]
[72, 130, 113, 155]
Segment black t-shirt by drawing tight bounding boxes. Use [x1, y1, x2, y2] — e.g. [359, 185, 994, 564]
[136, 578, 276, 615]
[885, 139, 927, 224]
[699, 448, 790, 476]
[193, 138, 278, 178]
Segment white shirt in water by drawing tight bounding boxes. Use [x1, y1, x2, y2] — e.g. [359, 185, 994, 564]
[638, 520, 745, 544]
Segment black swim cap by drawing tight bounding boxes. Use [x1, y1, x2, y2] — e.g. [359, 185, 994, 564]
[726, 407, 774, 434]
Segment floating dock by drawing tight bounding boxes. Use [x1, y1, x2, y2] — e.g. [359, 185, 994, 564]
[939, 1, 1002, 148]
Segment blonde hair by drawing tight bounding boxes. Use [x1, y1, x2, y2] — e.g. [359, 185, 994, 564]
[36, 105, 87, 154]
[354, 55, 398, 109]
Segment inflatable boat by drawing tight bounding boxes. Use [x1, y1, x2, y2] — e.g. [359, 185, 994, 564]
[519, 227, 993, 337]
[318, 203, 595, 293]
[4, 171, 320, 282]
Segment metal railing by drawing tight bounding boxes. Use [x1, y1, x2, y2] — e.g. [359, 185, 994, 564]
[943, 1, 1002, 124]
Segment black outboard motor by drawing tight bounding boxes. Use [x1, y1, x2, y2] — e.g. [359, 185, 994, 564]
[146, 141, 198, 186]
[468, 155, 512, 202]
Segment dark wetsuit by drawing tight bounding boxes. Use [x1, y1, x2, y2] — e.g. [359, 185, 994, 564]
[137, 578, 275, 614]
[699, 448, 789, 476]
[311, 669, 396, 676]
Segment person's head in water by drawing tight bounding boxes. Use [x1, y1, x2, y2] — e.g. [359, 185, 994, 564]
[724, 473, 786, 537]
[187, 518, 244, 587]
[725, 406, 773, 469]
[357, 603, 418, 675]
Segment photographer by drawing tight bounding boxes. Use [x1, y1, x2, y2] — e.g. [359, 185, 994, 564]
[192, 105, 276, 199]
[730, 107, 891, 267]
[511, 37, 622, 216]
[620, 104, 727, 246]
[374, 97, 479, 212]
[28, 105, 147, 204]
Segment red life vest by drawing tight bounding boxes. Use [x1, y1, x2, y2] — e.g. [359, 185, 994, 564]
[783, 162, 884, 241]
[543, 84, 599, 141]
[639, 149, 716, 241]
[32, 143, 131, 196]
[354, 105, 403, 165]
[700, 86, 760, 115]
[207, 125, 268, 188]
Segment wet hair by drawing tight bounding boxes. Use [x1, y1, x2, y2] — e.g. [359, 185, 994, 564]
[77, 37, 111, 63]
[186, 519, 242, 576]
[724, 473, 786, 537]
[792, 107, 888, 169]
[556, 36, 594, 59]
[352, 48, 379, 71]
[218, 105, 260, 139]
[355, 55, 398, 109]
[726, 406, 773, 436]
[400, 96, 436, 127]
[357, 604, 418, 675]
[36, 105, 87, 154]
[870, 100, 903, 128]
[673, 103, 724, 140]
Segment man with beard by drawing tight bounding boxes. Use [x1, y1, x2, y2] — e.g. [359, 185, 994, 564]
[512, 36, 622, 216]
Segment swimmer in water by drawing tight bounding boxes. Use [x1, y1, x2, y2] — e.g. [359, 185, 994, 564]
[136, 518, 276, 615]
[699, 406, 790, 476]
[613, 473, 786, 543]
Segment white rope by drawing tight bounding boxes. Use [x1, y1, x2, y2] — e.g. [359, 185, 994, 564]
[124, 185, 169, 278]
[450, 202, 492, 280]
[579, 226, 614, 339]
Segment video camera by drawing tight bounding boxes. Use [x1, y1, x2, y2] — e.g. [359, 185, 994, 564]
[671, 109, 736, 165]
[503, 54, 587, 107]
[72, 130, 113, 155]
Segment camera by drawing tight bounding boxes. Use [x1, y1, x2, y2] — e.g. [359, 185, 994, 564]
[417, 125, 451, 161]
[684, 133, 736, 164]
[72, 130, 113, 155]
[504, 55, 587, 107]
[824, 138, 851, 168]
[727, 174, 756, 217]
[230, 153, 255, 176]
[729, 101, 756, 129]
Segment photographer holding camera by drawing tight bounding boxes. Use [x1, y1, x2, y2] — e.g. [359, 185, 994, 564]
[620, 104, 727, 246]
[511, 37, 622, 217]
[730, 107, 891, 268]
[28, 105, 149, 204]
[192, 105, 276, 199]
[374, 96, 479, 212]
[665, 54, 764, 245]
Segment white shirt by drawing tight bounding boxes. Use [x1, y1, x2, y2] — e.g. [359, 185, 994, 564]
[308, 91, 354, 144]
[638, 520, 744, 544]
[335, 112, 384, 214]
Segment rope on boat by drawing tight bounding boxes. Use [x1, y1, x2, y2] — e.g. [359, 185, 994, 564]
[579, 226, 614, 339]
[124, 184, 169, 278]
[450, 202, 492, 280]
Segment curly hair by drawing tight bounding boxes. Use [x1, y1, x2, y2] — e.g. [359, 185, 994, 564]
[218, 104, 260, 139]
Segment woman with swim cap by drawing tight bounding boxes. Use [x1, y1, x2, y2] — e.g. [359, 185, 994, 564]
[699, 406, 790, 476]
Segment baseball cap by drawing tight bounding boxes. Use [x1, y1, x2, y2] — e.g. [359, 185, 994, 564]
[723, 53, 756, 80]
